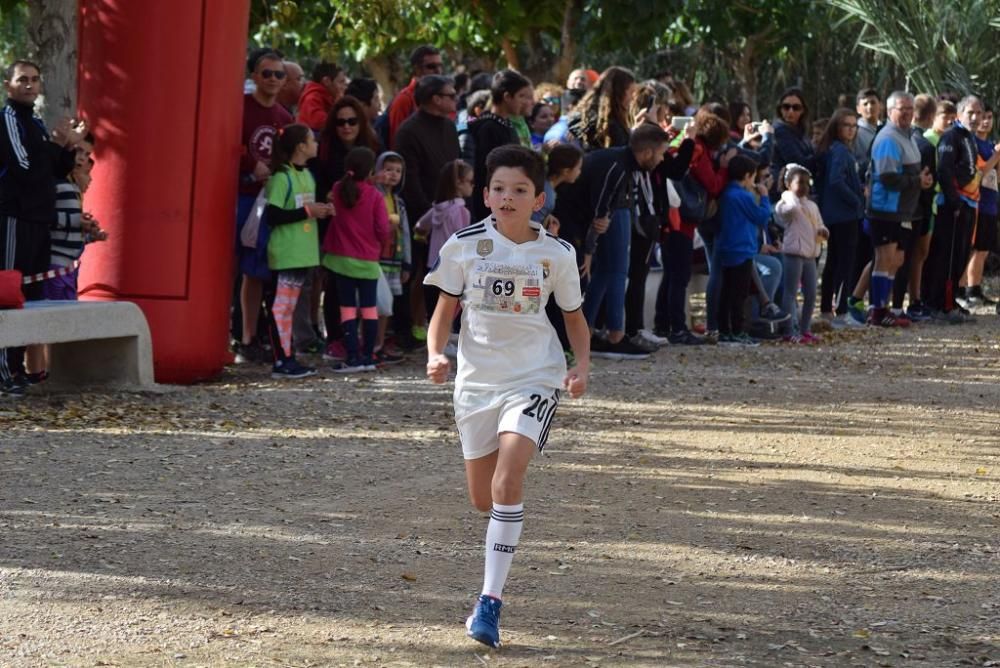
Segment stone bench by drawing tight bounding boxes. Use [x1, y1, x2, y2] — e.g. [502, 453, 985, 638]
[0, 300, 155, 389]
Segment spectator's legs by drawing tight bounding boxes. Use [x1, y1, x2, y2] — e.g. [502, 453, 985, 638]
[727, 260, 753, 335]
[800, 257, 818, 334]
[782, 254, 805, 334]
[583, 208, 631, 338]
[821, 221, 857, 315]
[322, 268, 344, 342]
[663, 230, 693, 335]
[926, 206, 956, 311]
[624, 227, 655, 337]
[704, 234, 723, 333]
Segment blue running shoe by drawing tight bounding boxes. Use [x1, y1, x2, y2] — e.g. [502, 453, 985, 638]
[466, 594, 502, 648]
[847, 296, 866, 324]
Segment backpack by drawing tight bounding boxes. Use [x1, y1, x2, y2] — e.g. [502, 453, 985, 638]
[458, 116, 476, 165]
[674, 173, 708, 222]
[240, 170, 293, 249]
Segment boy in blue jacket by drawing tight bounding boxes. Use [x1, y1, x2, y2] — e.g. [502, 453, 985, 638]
[716, 155, 772, 345]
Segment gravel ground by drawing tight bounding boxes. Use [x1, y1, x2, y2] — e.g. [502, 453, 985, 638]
[1, 310, 999, 667]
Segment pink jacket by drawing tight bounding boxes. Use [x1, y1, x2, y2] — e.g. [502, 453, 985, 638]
[775, 191, 828, 258]
[416, 198, 470, 267]
[323, 181, 390, 262]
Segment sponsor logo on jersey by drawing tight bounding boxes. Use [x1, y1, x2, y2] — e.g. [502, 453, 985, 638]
[492, 543, 516, 553]
[477, 239, 494, 257]
[522, 286, 541, 297]
[541, 259, 551, 279]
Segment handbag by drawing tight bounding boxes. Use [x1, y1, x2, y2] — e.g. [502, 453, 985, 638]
[240, 170, 294, 249]
[675, 173, 708, 222]
[0, 270, 25, 309]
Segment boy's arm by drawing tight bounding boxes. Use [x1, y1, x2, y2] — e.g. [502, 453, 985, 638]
[426, 293, 458, 383]
[562, 308, 590, 398]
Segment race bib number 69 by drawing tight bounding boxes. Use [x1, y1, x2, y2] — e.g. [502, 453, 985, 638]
[473, 260, 543, 314]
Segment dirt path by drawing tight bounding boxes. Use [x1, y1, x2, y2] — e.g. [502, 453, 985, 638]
[1, 317, 999, 667]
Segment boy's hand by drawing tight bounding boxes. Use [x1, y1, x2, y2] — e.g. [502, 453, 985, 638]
[564, 367, 588, 399]
[426, 353, 450, 384]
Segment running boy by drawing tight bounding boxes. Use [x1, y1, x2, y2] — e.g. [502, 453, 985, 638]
[424, 145, 591, 649]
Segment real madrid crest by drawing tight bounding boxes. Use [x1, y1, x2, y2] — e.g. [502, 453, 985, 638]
[476, 239, 494, 257]
[541, 259, 551, 279]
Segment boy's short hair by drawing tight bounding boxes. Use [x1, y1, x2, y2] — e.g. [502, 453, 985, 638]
[914, 94, 937, 125]
[485, 145, 545, 196]
[856, 87, 879, 103]
[937, 99, 957, 115]
[727, 154, 758, 182]
[311, 62, 341, 84]
[629, 123, 670, 152]
[415, 75, 454, 106]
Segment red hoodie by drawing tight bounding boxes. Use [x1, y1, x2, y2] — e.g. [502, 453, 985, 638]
[296, 81, 335, 132]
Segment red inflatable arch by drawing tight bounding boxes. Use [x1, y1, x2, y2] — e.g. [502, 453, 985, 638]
[76, 0, 251, 383]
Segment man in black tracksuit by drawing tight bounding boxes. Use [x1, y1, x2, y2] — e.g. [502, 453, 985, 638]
[927, 95, 982, 321]
[1, 60, 79, 395]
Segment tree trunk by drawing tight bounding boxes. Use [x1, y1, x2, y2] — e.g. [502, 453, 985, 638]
[554, 0, 580, 84]
[365, 55, 396, 99]
[500, 37, 520, 71]
[28, 0, 78, 129]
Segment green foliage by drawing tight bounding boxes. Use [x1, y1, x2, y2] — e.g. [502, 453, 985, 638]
[0, 0, 30, 68]
[830, 0, 1000, 103]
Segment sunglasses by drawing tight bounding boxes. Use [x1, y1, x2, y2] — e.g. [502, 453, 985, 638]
[335, 117, 359, 127]
[781, 103, 803, 112]
[260, 69, 286, 80]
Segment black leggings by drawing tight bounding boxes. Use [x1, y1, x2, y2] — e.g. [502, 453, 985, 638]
[820, 221, 858, 314]
[719, 260, 752, 335]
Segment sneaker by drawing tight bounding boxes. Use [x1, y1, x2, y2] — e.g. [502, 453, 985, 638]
[702, 329, 719, 345]
[800, 331, 822, 344]
[867, 307, 893, 327]
[374, 348, 405, 366]
[690, 322, 707, 335]
[360, 356, 378, 372]
[847, 297, 866, 324]
[718, 333, 740, 346]
[955, 287, 972, 310]
[930, 309, 964, 325]
[906, 302, 931, 322]
[322, 340, 348, 362]
[606, 338, 652, 359]
[734, 332, 761, 347]
[590, 335, 619, 360]
[271, 359, 316, 379]
[889, 310, 912, 328]
[628, 333, 659, 353]
[762, 302, 791, 323]
[834, 313, 865, 329]
[25, 370, 49, 385]
[638, 328, 669, 346]
[411, 325, 428, 342]
[970, 285, 997, 306]
[233, 340, 265, 364]
[0, 379, 26, 398]
[782, 334, 806, 344]
[667, 329, 705, 346]
[466, 594, 502, 649]
[330, 359, 366, 374]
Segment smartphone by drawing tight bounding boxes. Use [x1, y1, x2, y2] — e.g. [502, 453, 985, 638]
[750, 121, 763, 133]
[671, 116, 694, 130]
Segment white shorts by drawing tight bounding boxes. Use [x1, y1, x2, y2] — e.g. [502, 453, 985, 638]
[454, 386, 561, 460]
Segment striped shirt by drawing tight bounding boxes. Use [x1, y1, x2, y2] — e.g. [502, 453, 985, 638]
[50, 180, 84, 267]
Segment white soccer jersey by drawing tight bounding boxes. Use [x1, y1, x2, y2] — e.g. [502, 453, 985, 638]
[424, 218, 583, 393]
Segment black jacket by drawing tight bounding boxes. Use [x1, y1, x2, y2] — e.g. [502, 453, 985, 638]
[394, 110, 460, 221]
[936, 122, 978, 210]
[469, 113, 518, 220]
[0, 100, 76, 223]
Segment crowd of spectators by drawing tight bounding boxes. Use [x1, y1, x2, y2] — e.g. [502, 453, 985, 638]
[2, 44, 998, 391]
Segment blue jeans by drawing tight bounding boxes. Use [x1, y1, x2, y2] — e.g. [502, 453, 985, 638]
[750, 253, 782, 319]
[583, 208, 630, 332]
